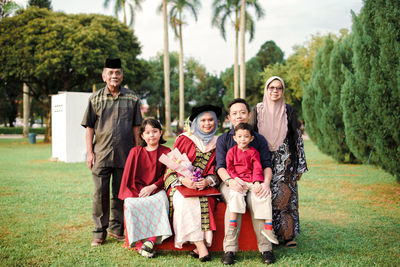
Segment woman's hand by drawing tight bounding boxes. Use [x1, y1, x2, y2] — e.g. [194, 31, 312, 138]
[138, 184, 157, 198]
[181, 177, 197, 189]
[254, 182, 271, 199]
[194, 178, 210, 191]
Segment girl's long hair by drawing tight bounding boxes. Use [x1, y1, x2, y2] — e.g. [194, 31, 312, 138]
[139, 118, 167, 147]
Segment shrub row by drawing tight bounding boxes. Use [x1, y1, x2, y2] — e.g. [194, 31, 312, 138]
[303, 0, 400, 180]
[0, 127, 46, 135]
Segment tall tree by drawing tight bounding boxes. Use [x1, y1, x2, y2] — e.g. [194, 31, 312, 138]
[341, 0, 400, 180]
[239, 0, 246, 99]
[212, 0, 241, 98]
[103, 0, 143, 26]
[212, 0, 264, 99]
[168, 0, 201, 129]
[239, 0, 264, 99]
[0, 1, 25, 132]
[138, 53, 225, 132]
[261, 33, 330, 122]
[220, 39, 284, 108]
[302, 35, 357, 163]
[162, 0, 172, 136]
[28, 0, 52, 9]
[255, 40, 284, 69]
[0, 77, 20, 127]
[0, 7, 143, 142]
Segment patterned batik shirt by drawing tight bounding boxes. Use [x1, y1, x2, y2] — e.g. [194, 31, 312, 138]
[81, 86, 143, 168]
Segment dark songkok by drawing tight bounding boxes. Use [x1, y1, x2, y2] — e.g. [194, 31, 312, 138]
[104, 58, 121, 69]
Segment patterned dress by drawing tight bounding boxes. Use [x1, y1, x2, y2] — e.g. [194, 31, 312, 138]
[270, 130, 307, 241]
[250, 104, 308, 241]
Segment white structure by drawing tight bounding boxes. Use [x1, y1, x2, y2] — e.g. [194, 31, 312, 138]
[51, 92, 91, 162]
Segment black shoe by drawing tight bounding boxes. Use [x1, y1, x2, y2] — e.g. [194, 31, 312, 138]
[261, 250, 276, 264]
[189, 249, 199, 258]
[221, 251, 235, 265]
[199, 254, 211, 262]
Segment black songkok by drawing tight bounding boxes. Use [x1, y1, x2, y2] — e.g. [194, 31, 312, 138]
[104, 58, 121, 69]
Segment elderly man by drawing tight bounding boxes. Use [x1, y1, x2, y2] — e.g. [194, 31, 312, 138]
[81, 58, 143, 246]
[216, 98, 275, 265]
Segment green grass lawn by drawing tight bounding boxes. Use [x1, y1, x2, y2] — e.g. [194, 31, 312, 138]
[0, 138, 399, 266]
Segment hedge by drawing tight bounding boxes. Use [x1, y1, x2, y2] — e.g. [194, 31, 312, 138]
[0, 127, 46, 135]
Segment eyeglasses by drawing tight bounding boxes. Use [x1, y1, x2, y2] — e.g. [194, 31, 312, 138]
[268, 86, 283, 91]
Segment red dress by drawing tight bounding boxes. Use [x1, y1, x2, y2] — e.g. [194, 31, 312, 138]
[118, 145, 172, 246]
[119, 145, 171, 200]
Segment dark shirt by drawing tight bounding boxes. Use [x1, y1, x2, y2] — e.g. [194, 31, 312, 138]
[81, 86, 143, 168]
[216, 128, 272, 172]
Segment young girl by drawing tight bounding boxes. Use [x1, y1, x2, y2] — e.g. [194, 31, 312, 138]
[118, 118, 172, 258]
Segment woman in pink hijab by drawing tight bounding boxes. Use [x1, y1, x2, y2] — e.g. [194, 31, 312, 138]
[249, 76, 308, 248]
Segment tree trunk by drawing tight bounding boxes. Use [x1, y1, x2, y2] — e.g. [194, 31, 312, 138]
[178, 23, 184, 131]
[122, 1, 127, 25]
[23, 83, 30, 137]
[44, 102, 51, 143]
[163, 0, 172, 137]
[234, 27, 239, 99]
[239, 0, 246, 99]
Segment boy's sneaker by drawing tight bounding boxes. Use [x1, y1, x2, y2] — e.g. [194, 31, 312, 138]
[139, 240, 155, 258]
[140, 249, 155, 258]
[261, 229, 279, 245]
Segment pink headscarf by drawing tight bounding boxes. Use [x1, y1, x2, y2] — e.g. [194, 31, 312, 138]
[256, 76, 288, 152]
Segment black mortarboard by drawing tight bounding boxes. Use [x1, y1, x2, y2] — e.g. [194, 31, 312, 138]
[189, 105, 222, 122]
[104, 58, 122, 68]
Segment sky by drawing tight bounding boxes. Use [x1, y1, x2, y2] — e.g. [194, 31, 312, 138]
[16, 0, 364, 74]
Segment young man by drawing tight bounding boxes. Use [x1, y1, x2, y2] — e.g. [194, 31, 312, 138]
[216, 99, 275, 265]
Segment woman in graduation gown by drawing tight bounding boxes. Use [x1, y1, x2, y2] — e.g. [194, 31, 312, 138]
[164, 105, 222, 262]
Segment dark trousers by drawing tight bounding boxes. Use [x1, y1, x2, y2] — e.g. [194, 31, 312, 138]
[91, 166, 124, 239]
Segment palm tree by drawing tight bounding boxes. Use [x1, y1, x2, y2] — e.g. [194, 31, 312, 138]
[212, 0, 264, 99]
[239, 0, 264, 99]
[168, 0, 201, 130]
[212, 0, 240, 98]
[103, 0, 143, 26]
[162, 0, 172, 136]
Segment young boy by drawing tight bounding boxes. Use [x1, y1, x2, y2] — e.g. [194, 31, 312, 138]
[225, 123, 278, 245]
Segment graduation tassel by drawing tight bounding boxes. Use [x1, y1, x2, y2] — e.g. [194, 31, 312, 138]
[184, 118, 192, 136]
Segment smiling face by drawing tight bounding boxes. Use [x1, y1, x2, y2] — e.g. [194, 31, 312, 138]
[199, 112, 216, 134]
[228, 103, 251, 128]
[102, 68, 123, 90]
[141, 124, 162, 148]
[267, 79, 284, 102]
[233, 129, 254, 150]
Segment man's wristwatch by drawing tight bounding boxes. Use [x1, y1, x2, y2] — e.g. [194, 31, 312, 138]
[225, 178, 233, 186]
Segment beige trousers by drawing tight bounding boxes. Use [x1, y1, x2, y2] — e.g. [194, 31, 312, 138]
[220, 183, 272, 253]
[228, 182, 272, 220]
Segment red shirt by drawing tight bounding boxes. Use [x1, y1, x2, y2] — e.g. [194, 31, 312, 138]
[118, 145, 171, 200]
[226, 146, 264, 183]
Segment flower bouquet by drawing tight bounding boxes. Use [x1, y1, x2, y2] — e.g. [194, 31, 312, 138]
[158, 148, 201, 181]
[159, 148, 221, 197]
